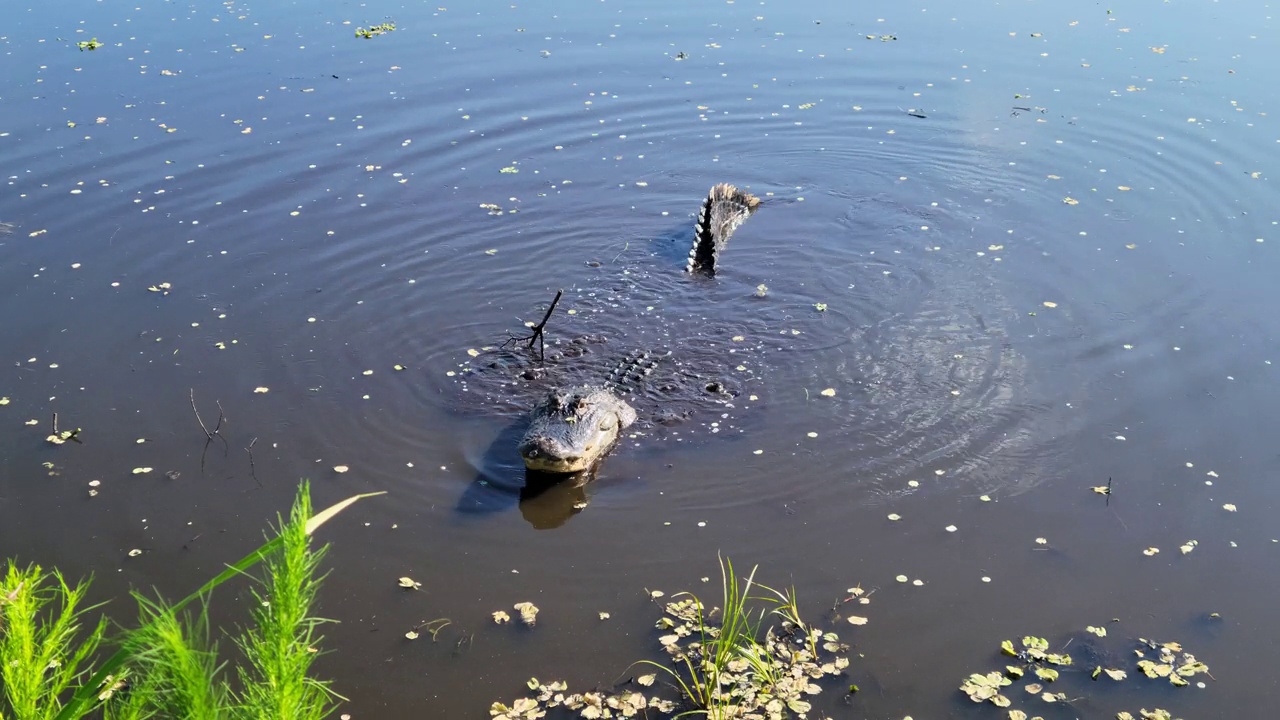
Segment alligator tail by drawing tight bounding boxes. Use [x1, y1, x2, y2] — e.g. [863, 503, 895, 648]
[686, 183, 760, 275]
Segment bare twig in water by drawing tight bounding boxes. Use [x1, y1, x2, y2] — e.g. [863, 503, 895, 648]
[246, 437, 259, 485]
[213, 400, 226, 435]
[189, 390, 227, 441]
[51, 412, 59, 436]
[190, 388, 212, 439]
[503, 289, 562, 361]
[190, 389, 230, 471]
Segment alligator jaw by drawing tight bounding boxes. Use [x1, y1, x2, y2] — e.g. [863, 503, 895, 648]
[519, 437, 595, 474]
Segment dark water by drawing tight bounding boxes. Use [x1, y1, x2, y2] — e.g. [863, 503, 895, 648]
[2, 0, 1278, 716]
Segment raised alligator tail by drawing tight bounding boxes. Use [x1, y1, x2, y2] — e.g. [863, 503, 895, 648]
[686, 183, 760, 275]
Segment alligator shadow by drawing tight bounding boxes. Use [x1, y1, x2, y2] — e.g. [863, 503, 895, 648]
[454, 420, 597, 530]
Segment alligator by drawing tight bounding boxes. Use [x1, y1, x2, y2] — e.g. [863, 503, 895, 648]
[515, 183, 760, 474]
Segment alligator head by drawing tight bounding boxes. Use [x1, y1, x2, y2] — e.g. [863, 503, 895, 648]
[518, 386, 637, 473]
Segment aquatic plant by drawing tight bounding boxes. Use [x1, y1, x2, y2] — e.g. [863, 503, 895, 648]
[960, 630, 1212, 717]
[491, 556, 853, 719]
[0, 482, 380, 720]
[354, 23, 396, 39]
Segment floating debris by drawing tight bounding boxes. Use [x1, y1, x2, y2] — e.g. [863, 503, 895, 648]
[513, 602, 540, 627]
[355, 23, 397, 39]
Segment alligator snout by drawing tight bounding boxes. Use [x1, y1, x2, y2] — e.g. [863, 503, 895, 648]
[518, 435, 591, 474]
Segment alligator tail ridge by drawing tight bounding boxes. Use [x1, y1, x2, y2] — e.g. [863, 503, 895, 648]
[686, 183, 760, 275]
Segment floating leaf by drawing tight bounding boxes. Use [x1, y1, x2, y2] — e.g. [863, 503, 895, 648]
[398, 576, 422, 590]
[492, 611, 511, 624]
[333, 465, 350, 473]
[514, 601, 540, 626]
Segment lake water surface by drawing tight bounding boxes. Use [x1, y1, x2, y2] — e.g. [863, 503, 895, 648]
[2, 0, 1278, 717]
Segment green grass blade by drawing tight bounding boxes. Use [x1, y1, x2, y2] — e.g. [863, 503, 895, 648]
[234, 484, 339, 719]
[53, 488, 380, 720]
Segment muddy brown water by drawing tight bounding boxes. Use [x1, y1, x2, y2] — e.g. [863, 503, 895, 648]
[2, 1, 1278, 717]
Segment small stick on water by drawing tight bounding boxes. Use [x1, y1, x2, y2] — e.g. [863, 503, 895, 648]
[505, 289, 563, 361]
[190, 389, 212, 439]
[246, 437, 259, 484]
[52, 412, 59, 436]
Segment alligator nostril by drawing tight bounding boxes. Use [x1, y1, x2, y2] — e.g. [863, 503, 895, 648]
[526, 448, 539, 458]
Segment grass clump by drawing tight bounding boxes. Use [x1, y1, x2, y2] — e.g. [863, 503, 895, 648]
[0, 565, 106, 720]
[641, 556, 851, 718]
[235, 489, 337, 719]
[491, 556, 857, 720]
[0, 482, 380, 720]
